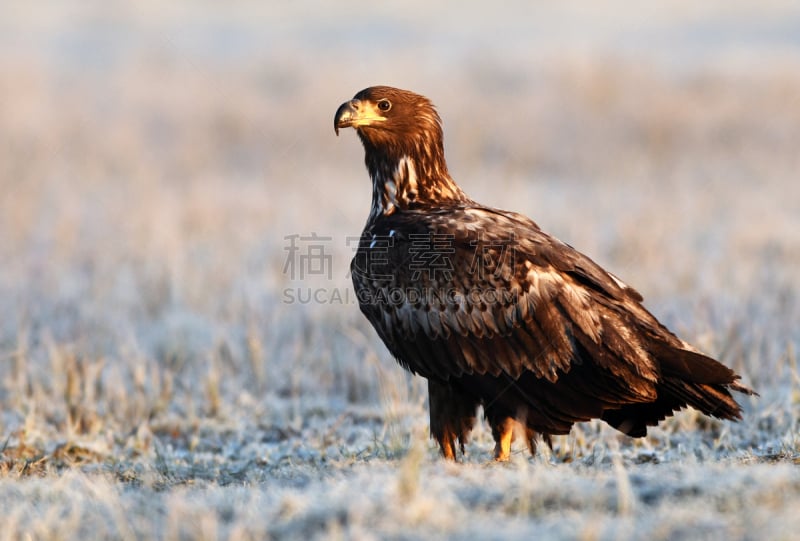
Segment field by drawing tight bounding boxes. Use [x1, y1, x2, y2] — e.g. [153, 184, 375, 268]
[1, 2, 799, 539]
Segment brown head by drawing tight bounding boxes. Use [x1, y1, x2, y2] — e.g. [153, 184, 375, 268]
[334, 86, 468, 217]
[335, 86, 443, 153]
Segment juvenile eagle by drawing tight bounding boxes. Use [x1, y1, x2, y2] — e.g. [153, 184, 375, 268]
[334, 86, 754, 461]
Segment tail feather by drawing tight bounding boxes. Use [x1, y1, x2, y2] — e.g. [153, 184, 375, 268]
[662, 378, 743, 419]
[602, 378, 748, 437]
[602, 339, 756, 437]
[650, 340, 737, 384]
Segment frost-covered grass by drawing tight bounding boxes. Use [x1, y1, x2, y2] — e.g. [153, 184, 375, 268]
[1, 2, 800, 540]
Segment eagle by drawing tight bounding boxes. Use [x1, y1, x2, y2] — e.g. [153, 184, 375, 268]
[334, 86, 755, 461]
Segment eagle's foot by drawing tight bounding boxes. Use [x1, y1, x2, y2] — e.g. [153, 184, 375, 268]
[492, 417, 515, 461]
[439, 438, 457, 461]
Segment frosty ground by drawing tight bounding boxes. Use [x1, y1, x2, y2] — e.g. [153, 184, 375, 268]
[1, 2, 799, 540]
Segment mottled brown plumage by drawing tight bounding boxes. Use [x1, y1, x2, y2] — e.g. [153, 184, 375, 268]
[335, 86, 755, 461]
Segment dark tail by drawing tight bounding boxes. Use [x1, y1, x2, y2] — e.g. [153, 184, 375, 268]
[603, 342, 756, 437]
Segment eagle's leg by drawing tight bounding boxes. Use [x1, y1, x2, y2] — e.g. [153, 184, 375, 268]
[428, 379, 478, 460]
[490, 416, 516, 461]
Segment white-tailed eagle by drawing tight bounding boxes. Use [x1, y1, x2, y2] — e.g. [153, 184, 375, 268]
[334, 86, 755, 461]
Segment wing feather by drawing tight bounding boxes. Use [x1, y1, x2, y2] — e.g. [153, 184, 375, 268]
[354, 206, 749, 423]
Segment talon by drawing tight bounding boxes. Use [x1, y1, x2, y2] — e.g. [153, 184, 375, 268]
[492, 417, 514, 461]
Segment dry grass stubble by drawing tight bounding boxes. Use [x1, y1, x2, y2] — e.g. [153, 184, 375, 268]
[0, 51, 799, 539]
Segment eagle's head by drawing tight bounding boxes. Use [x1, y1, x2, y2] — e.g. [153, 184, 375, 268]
[335, 86, 468, 216]
[334, 86, 443, 157]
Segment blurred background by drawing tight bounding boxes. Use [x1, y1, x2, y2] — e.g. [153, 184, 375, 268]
[1, 0, 799, 459]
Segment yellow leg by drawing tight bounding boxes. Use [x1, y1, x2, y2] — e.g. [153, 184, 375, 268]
[493, 418, 515, 461]
[428, 380, 478, 461]
[439, 431, 456, 460]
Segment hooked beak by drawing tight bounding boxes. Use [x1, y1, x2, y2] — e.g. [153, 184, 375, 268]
[334, 98, 386, 135]
[334, 99, 357, 136]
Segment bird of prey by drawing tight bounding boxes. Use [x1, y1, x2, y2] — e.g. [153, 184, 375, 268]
[334, 85, 754, 461]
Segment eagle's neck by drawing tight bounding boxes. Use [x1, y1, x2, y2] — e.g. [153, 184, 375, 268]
[363, 141, 469, 222]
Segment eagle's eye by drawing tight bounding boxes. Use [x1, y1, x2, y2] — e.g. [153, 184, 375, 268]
[377, 99, 392, 112]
